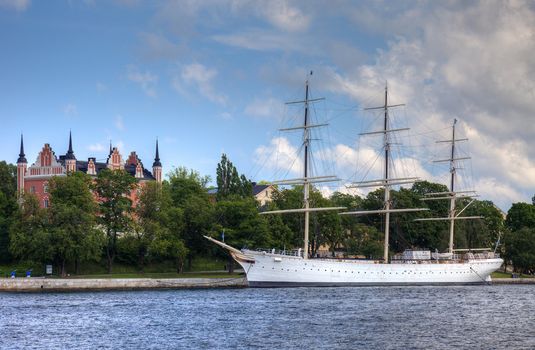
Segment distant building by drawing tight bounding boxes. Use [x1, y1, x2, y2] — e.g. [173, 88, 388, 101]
[207, 183, 275, 205]
[252, 184, 275, 206]
[16, 132, 162, 208]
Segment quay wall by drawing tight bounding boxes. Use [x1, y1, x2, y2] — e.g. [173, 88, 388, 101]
[0, 277, 247, 292]
[491, 278, 535, 284]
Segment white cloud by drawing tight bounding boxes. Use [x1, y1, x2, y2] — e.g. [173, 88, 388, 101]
[174, 62, 227, 105]
[127, 65, 158, 97]
[96, 82, 108, 93]
[0, 0, 30, 11]
[254, 136, 302, 177]
[115, 141, 125, 152]
[163, 137, 176, 144]
[300, 1, 535, 210]
[475, 177, 525, 212]
[219, 112, 233, 121]
[213, 30, 305, 52]
[115, 115, 124, 131]
[244, 97, 284, 120]
[88, 143, 105, 152]
[261, 1, 310, 32]
[63, 103, 77, 117]
[138, 32, 183, 59]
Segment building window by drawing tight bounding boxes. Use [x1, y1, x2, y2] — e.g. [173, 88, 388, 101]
[30, 186, 35, 193]
[43, 199, 49, 208]
[43, 183, 48, 193]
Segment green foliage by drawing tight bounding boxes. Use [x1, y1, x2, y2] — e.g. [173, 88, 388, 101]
[216, 153, 252, 200]
[93, 169, 137, 273]
[507, 227, 535, 273]
[0, 161, 17, 263]
[9, 193, 49, 265]
[168, 166, 213, 267]
[9, 173, 102, 276]
[214, 197, 270, 248]
[128, 181, 189, 273]
[168, 167, 211, 206]
[47, 172, 102, 275]
[506, 202, 535, 232]
[504, 200, 535, 271]
[212, 196, 269, 272]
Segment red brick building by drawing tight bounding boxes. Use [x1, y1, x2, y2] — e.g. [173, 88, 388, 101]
[17, 133, 162, 208]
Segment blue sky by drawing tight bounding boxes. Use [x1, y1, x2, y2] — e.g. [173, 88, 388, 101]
[1, 0, 535, 211]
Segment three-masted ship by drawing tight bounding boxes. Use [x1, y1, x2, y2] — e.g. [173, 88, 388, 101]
[206, 78, 503, 287]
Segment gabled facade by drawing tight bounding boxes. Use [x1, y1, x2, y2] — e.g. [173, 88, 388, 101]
[17, 133, 162, 208]
[207, 183, 275, 205]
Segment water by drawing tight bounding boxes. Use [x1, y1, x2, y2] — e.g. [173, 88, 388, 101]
[1, 285, 534, 349]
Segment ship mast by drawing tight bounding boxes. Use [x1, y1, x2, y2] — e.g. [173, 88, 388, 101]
[303, 78, 311, 259]
[260, 72, 345, 259]
[382, 85, 391, 263]
[416, 119, 482, 254]
[342, 83, 428, 262]
[448, 119, 457, 254]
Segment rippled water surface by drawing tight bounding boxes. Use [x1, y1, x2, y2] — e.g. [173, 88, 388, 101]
[1, 285, 535, 349]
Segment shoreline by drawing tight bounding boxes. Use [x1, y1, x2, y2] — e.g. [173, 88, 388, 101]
[0, 277, 248, 292]
[1, 276, 533, 292]
[490, 278, 535, 284]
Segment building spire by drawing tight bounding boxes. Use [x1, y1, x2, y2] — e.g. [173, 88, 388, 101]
[153, 139, 161, 167]
[65, 130, 76, 160]
[17, 134, 27, 163]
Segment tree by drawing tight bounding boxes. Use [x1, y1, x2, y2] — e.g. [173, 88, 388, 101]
[216, 153, 252, 200]
[506, 202, 535, 232]
[151, 204, 189, 273]
[168, 167, 213, 268]
[213, 197, 270, 272]
[168, 167, 210, 206]
[48, 172, 102, 276]
[0, 161, 17, 263]
[9, 193, 49, 267]
[93, 169, 136, 273]
[507, 227, 535, 273]
[130, 181, 188, 272]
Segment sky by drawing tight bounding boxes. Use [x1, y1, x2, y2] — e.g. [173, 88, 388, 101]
[1, 0, 535, 211]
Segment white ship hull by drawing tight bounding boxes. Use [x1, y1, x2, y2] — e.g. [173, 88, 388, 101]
[235, 250, 503, 287]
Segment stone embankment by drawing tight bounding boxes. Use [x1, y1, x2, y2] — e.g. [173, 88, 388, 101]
[0, 277, 247, 292]
[492, 278, 535, 284]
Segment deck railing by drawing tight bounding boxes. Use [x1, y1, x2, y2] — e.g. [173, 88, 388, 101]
[255, 248, 303, 257]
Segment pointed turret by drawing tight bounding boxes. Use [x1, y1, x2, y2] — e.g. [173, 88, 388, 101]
[152, 139, 162, 183]
[17, 134, 27, 195]
[153, 139, 161, 167]
[65, 131, 77, 173]
[17, 134, 27, 164]
[65, 130, 76, 160]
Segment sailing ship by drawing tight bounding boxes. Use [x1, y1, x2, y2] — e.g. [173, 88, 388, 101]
[206, 77, 503, 287]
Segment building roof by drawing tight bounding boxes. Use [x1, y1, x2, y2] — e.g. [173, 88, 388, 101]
[153, 139, 161, 167]
[17, 134, 27, 163]
[124, 163, 156, 180]
[252, 184, 270, 196]
[73, 160, 109, 174]
[65, 131, 76, 160]
[56, 157, 156, 180]
[207, 184, 272, 196]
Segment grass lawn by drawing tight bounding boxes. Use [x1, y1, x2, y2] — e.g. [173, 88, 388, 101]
[492, 271, 535, 279]
[0, 256, 238, 279]
[492, 271, 512, 278]
[66, 271, 243, 279]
